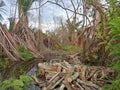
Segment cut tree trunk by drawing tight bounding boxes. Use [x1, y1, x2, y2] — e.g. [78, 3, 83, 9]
[32, 61, 116, 90]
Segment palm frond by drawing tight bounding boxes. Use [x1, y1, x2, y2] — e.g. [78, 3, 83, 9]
[0, 1, 5, 7]
[0, 14, 3, 20]
[0, 0, 6, 21]
[17, 0, 33, 16]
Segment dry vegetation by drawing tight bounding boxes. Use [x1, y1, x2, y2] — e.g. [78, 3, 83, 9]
[0, 0, 120, 90]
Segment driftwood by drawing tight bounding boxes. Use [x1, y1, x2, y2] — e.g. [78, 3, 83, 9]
[32, 61, 116, 90]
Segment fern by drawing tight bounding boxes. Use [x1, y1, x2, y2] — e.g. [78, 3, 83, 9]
[0, 74, 33, 90]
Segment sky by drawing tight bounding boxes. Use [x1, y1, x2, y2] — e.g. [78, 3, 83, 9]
[29, 0, 68, 32]
[1, 0, 106, 33]
[1, 0, 69, 32]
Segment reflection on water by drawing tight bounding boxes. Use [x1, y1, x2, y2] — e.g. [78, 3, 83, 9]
[28, 67, 40, 90]
[0, 59, 42, 90]
[1, 57, 61, 90]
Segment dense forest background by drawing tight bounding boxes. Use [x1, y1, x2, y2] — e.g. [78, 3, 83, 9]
[0, 0, 120, 90]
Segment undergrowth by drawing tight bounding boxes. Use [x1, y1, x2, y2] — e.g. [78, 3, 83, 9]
[61, 45, 77, 51]
[0, 74, 33, 90]
[103, 0, 120, 90]
[17, 45, 34, 61]
[0, 51, 9, 73]
[55, 45, 80, 55]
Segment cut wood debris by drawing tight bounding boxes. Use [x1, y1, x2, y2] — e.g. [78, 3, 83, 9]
[32, 61, 116, 90]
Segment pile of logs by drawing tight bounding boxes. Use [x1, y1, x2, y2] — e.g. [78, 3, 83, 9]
[32, 61, 116, 90]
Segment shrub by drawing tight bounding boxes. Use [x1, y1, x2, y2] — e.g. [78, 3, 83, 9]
[17, 45, 34, 61]
[0, 74, 33, 90]
[103, 1, 120, 89]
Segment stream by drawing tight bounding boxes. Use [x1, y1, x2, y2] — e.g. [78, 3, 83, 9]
[27, 53, 67, 90]
[28, 67, 40, 90]
[1, 53, 67, 90]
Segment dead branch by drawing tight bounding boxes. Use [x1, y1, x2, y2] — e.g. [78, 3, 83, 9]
[32, 61, 116, 90]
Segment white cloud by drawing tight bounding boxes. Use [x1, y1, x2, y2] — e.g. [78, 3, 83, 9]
[41, 23, 59, 32]
[29, 21, 60, 33]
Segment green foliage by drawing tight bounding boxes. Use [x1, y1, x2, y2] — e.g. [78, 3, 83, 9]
[85, 51, 90, 61]
[0, 51, 3, 57]
[86, 0, 91, 5]
[103, 1, 120, 90]
[92, 54, 98, 60]
[17, 45, 25, 52]
[105, 1, 120, 60]
[0, 51, 8, 71]
[8, 18, 15, 32]
[17, 0, 33, 16]
[96, 31, 103, 39]
[85, 50, 98, 63]
[14, 58, 35, 75]
[61, 45, 77, 51]
[96, 31, 108, 46]
[103, 72, 120, 90]
[0, 74, 33, 90]
[17, 45, 34, 61]
[0, 58, 8, 69]
[103, 61, 120, 90]
[20, 75, 33, 83]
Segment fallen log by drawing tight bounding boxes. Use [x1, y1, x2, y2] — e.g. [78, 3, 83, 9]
[32, 61, 116, 90]
[65, 72, 79, 83]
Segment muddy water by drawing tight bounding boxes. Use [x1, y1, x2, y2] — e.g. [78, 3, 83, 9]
[1, 53, 67, 90]
[0, 59, 42, 90]
[28, 67, 40, 90]
[27, 53, 67, 90]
